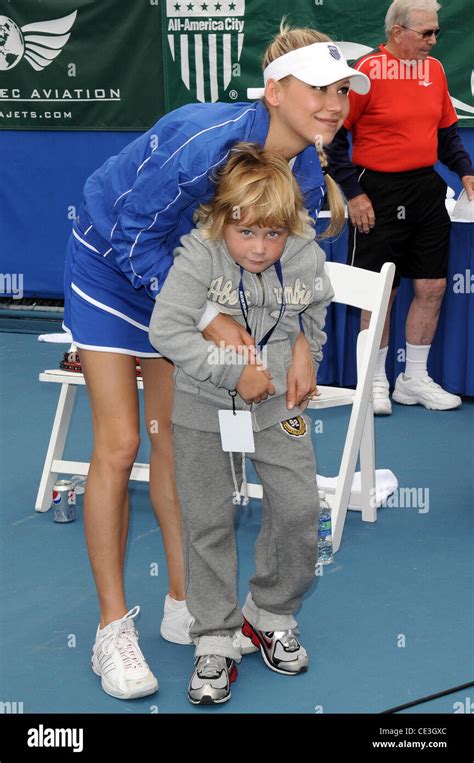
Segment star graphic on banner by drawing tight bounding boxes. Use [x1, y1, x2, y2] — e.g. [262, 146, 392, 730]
[229, 2, 236, 8]
[187, 2, 194, 9]
[174, 2, 181, 10]
[214, 2, 222, 10]
[201, 2, 208, 8]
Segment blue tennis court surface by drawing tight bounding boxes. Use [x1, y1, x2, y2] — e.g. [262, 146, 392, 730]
[0, 324, 472, 714]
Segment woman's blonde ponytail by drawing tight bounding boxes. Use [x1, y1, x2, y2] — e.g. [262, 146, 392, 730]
[315, 141, 345, 239]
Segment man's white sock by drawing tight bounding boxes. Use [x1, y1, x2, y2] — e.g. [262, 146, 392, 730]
[374, 346, 389, 379]
[405, 342, 430, 379]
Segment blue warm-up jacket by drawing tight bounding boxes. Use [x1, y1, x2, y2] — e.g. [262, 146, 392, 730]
[81, 100, 326, 297]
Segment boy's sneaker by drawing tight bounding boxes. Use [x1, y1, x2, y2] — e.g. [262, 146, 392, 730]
[188, 654, 238, 705]
[160, 595, 258, 653]
[242, 617, 308, 675]
[91, 606, 158, 700]
[372, 376, 392, 415]
[392, 374, 462, 410]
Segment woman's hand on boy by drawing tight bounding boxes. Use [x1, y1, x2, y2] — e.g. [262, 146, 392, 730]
[203, 313, 275, 403]
[236, 364, 275, 404]
[202, 313, 255, 355]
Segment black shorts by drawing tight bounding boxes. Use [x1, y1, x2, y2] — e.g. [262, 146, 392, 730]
[348, 166, 451, 288]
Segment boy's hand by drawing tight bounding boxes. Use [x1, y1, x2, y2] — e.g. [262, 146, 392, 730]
[236, 365, 275, 404]
[286, 333, 317, 410]
[298, 378, 320, 412]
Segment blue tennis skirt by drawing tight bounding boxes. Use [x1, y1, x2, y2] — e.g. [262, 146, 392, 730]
[63, 224, 161, 357]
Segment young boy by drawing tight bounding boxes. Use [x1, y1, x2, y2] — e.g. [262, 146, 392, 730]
[149, 142, 334, 705]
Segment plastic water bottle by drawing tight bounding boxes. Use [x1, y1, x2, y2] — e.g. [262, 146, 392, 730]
[318, 490, 333, 564]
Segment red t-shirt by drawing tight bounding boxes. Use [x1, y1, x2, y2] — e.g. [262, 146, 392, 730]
[344, 44, 458, 172]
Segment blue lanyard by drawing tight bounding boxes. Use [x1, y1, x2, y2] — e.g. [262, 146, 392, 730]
[238, 261, 286, 351]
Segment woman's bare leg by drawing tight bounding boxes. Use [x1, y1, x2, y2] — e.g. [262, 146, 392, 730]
[80, 349, 140, 628]
[140, 357, 185, 601]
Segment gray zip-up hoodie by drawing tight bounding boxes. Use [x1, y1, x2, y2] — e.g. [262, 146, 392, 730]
[149, 227, 334, 434]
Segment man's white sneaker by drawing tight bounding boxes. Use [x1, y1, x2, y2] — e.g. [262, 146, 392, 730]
[372, 376, 392, 415]
[91, 606, 158, 700]
[392, 374, 462, 410]
[160, 596, 258, 653]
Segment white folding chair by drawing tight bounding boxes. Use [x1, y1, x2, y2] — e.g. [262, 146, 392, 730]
[35, 370, 151, 512]
[244, 260, 395, 553]
[37, 262, 394, 552]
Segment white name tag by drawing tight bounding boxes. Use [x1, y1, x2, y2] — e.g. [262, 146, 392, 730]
[218, 410, 255, 453]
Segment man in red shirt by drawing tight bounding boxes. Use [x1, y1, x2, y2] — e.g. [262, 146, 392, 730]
[328, 0, 474, 414]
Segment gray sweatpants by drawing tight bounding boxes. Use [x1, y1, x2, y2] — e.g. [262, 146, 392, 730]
[172, 413, 320, 660]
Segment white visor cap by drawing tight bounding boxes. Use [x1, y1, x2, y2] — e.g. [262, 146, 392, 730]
[263, 42, 370, 95]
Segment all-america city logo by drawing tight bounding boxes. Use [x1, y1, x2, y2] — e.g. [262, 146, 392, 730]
[166, 0, 245, 102]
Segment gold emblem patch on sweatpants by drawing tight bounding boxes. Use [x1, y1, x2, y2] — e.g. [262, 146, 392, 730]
[280, 415, 307, 437]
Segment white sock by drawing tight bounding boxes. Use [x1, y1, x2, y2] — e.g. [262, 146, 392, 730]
[405, 342, 430, 379]
[374, 347, 388, 379]
[167, 595, 187, 609]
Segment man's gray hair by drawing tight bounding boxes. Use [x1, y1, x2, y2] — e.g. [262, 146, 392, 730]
[385, 0, 441, 36]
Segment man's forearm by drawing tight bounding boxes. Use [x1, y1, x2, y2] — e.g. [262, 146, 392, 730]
[438, 123, 474, 178]
[327, 126, 364, 200]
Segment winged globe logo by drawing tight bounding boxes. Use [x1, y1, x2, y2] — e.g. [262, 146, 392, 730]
[0, 11, 77, 72]
[166, 1, 245, 103]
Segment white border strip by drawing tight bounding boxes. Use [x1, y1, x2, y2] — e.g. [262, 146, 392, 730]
[71, 283, 150, 332]
[72, 227, 99, 254]
[62, 322, 161, 357]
